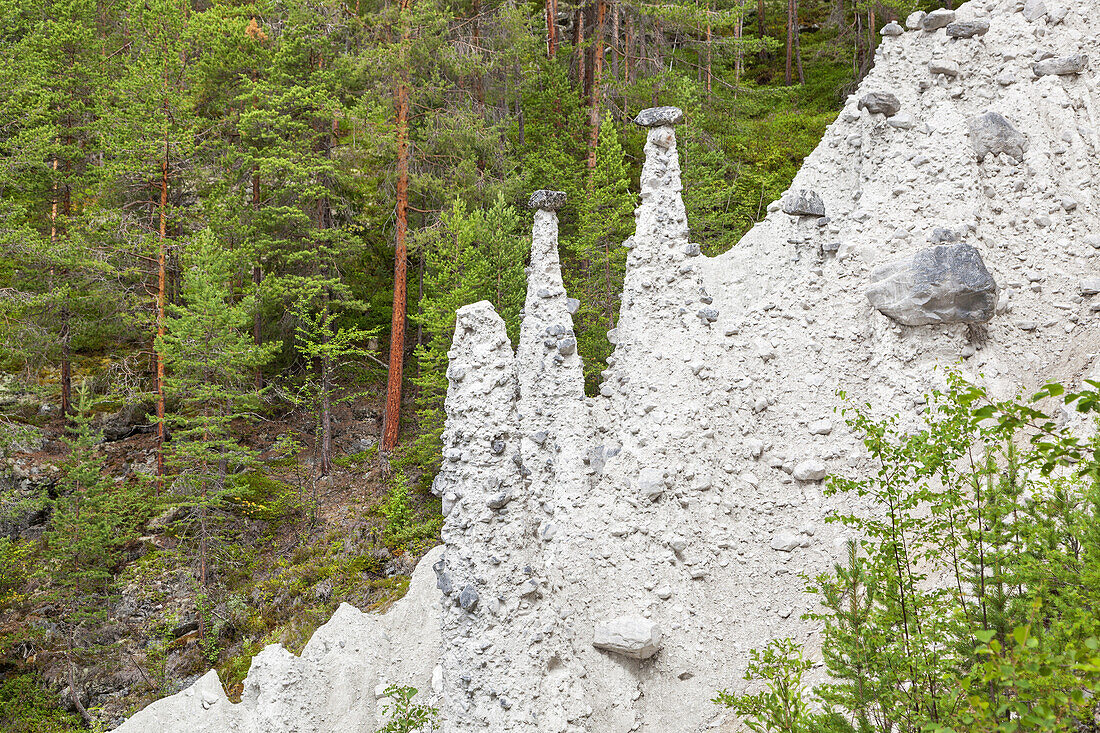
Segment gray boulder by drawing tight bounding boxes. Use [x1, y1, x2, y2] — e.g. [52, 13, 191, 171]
[866, 243, 998, 326]
[781, 189, 825, 217]
[921, 8, 956, 31]
[858, 92, 902, 117]
[905, 11, 925, 29]
[946, 19, 990, 38]
[1032, 54, 1088, 77]
[968, 111, 1028, 161]
[528, 190, 567, 210]
[99, 401, 155, 442]
[593, 616, 662, 659]
[633, 106, 684, 127]
[881, 21, 903, 37]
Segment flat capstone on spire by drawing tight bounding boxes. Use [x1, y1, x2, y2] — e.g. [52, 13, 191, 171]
[633, 106, 684, 127]
[528, 190, 567, 211]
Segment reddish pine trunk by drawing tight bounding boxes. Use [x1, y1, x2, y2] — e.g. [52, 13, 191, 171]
[383, 0, 412, 453]
[586, 0, 607, 172]
[546, 0, 558, 57]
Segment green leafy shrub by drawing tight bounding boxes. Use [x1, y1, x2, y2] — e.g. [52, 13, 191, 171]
[715, 374, 1100, 732]
[375, 685, 439, 733]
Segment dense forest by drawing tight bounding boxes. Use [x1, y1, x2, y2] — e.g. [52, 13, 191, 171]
[0, 0, 938, 727]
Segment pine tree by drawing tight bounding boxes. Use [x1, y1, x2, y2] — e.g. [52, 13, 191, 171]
[157, 229, 279, 645]
[0, 0, 119, 416]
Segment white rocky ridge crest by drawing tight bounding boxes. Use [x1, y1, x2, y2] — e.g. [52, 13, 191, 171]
[118, 1, 1100, 730]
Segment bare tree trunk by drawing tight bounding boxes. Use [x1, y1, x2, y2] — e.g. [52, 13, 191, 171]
[708, 2, 715, 98]
[472, 0, 484, 111]
[624, 8, 632, 86]
[67, 648, 94, 725]
[320, 350, 333, 474]
[50, 158, 74, 418]
[586, 0, 607, 173]
[382, 0, 412, 453]
[251, 188, 262, 391]
[828, 0, 844, 28]
[576, 6, 586, 93]
[156, 93, 169, 491]
[610, 0, 619, 81]
[785, 0, 794, 84]
[794, 0, 804, 85]
[758, 0, 767, 60]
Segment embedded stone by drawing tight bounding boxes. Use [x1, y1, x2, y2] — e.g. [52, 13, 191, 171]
[858, 92, 902, 117]
[866, 243, 998, 326]
[968, 111, 1028, 161]
[1080, 278, 1100, 296]
[792, 459, 827, 482]
[921, 8, 956, 31]
[639, 468, 667, 500]
[946, 19, 990, 38]
[458, 585, 479, 611]
[633, 106, 684, 127]
[1023, 0, 1047, 21]
[781, 189, 826, 217]
[528, 190, 568, 210]
[929, 59, 960, 77]
[593, 616, 662, 659]
[1032, 55, 1088, 77]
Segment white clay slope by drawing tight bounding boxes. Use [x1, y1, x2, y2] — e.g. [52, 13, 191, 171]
[116, 1, 1100, 730]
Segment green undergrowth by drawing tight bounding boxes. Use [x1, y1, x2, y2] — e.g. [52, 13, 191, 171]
[0, 675, 84, 733]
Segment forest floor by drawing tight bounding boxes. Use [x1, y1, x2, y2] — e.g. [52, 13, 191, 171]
[0, 376, 441, 730]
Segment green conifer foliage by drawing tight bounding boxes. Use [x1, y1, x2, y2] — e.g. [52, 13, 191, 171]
[409, 195, 525, 469]
[157, 230, 279, 633]
[572, 115, 635, 393]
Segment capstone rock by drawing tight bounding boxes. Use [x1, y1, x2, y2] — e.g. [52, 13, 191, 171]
[633, 106, 684, 127]
[866, 243, 998, 326]
[528, 189, 567, 210]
